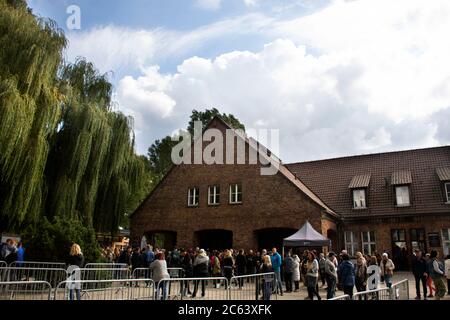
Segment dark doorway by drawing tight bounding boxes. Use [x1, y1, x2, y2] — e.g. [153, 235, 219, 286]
[255, 228, 298, 252]
[327, 229, 338, 252]
[146, 231, 177, 250]
[195, 229, 233, 250]
[391, 229, 409, 271]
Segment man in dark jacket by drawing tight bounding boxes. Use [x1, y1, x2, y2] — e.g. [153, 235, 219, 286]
[337, 253, 355, 298]
[236, 249, 247, 288]
[283, 252, 295, 293]
[411, 249, 428, 300]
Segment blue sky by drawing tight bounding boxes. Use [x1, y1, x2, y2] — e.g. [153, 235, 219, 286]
[26, 0, 450, 162]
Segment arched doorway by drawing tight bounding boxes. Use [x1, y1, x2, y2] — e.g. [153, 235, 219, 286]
[195, 229, 233, 250]
[145, 231, 177, 250]
[254, 228, 297, 252]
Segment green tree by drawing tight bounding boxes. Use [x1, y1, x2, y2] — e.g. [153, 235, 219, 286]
[0, 2, 153, 261]
[147, 109, 245, 183]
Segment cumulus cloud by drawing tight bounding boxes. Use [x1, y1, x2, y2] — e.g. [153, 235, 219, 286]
[72, 0, 450, 161]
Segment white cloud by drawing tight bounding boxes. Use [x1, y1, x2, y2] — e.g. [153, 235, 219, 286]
[73, 0, 450, 161]
[195, 0, 222, 11]
[117, 38, 442, 161]
[243, 0, 260, 7]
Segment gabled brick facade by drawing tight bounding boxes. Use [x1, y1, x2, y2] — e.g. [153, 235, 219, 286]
[130, 116, 450, 268]
[130, 117, 339, 252]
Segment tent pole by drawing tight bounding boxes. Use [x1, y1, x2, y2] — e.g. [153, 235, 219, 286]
[282, 246, 285, 258]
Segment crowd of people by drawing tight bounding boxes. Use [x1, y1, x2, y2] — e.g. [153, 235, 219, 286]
[0, 238, 24, 265]
[99, 244, 450, 300]
[3, 239, 450, 301]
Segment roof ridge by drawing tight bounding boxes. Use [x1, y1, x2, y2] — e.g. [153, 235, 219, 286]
[286, 145, 450, 166]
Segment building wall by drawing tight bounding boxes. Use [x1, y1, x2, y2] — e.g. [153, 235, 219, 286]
[131, 161, 335, 250]
[341, 215, 450, 257]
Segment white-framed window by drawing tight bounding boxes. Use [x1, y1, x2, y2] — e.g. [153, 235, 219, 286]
[352, 189, 366, 209]
[445, 183, 450, 203]
[344, 231, 358, 257]
[208, 185, 220, 205]
[442, 228, 450, 256]
[188, 187, 199, 207]
[361, 231, 376, 255]
[395, 186, 410, 206]
[229, 184, 242, 204]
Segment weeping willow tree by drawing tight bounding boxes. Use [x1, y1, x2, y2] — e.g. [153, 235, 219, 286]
[0, 1, 152, 261]
[0, 0, 66, 229]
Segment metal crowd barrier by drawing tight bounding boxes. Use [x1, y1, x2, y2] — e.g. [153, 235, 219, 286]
[84, 263, 128, 269]
[352, 279, 409, 300]
[0, 261, 6, 268]
[9, 261, 66, 269]
[0, 281, 52, 300]
[1, 267, 68, 289]
[156, 277, 230, 300]
[132, 267, 184, 279]
[78, 268, 131, 281]
[328, 294, 351, 300]
[54, 279, 156, 300]
[229, 273, 277, 300]
[391, 279, 409, 300]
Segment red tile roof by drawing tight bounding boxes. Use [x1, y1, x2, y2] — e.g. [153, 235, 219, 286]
[286, 146, 450, 219]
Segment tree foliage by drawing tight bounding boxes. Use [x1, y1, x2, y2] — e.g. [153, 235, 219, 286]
[148, 108, 246, 183]
[0, 1, 152, 260]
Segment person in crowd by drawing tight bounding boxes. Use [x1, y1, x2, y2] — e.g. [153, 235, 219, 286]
[236, 249, 247, 289]
[259, 255, 273, 300]
[425, 253, 435, 297]
[325, 252, 338, 299]
[139, 247, 149, 268]
[16, 241, 25, 266]
[67, 243, 84, 301]
[149, 252, 170, 300]
[255, 251, 262, 270]
[380, 252, 395, 288]
[355, 252, 367, 294]
[301, 250, 309, 287]
[318, 253, 326, 287]
[118, 246, 132, 266]
[113, 247, 121, 263]
[212, 251, 222, 288]
[181, 250, 193, 296]
[283, 251, 294, 293]
[2, 239, 18, 265]
[445, 254, 450, 296]
[192, 249, 209, 298]
[337, 253, 355, 299]
[305, 251, 321, 300]
[411, 249, 428, 300]
[270, 248, 283, 296]
[428, 250, 446, 300]
[222, 249, 234, 289]
[131, 247, 142, 272]
[246, 250, 256, 277]
[146, 245, 155, 266]
[292, 254, 301, 292]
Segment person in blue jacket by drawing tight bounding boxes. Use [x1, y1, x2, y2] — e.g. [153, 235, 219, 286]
[270, 248, 283, 296]
[337, 253, 355, 298]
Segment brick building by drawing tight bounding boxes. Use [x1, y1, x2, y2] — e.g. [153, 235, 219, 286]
[130, 117, 450, 269]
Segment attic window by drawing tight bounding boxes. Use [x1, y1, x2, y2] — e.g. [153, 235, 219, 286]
[395, 186, 410, 207]
[353, 189, 366, 209]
